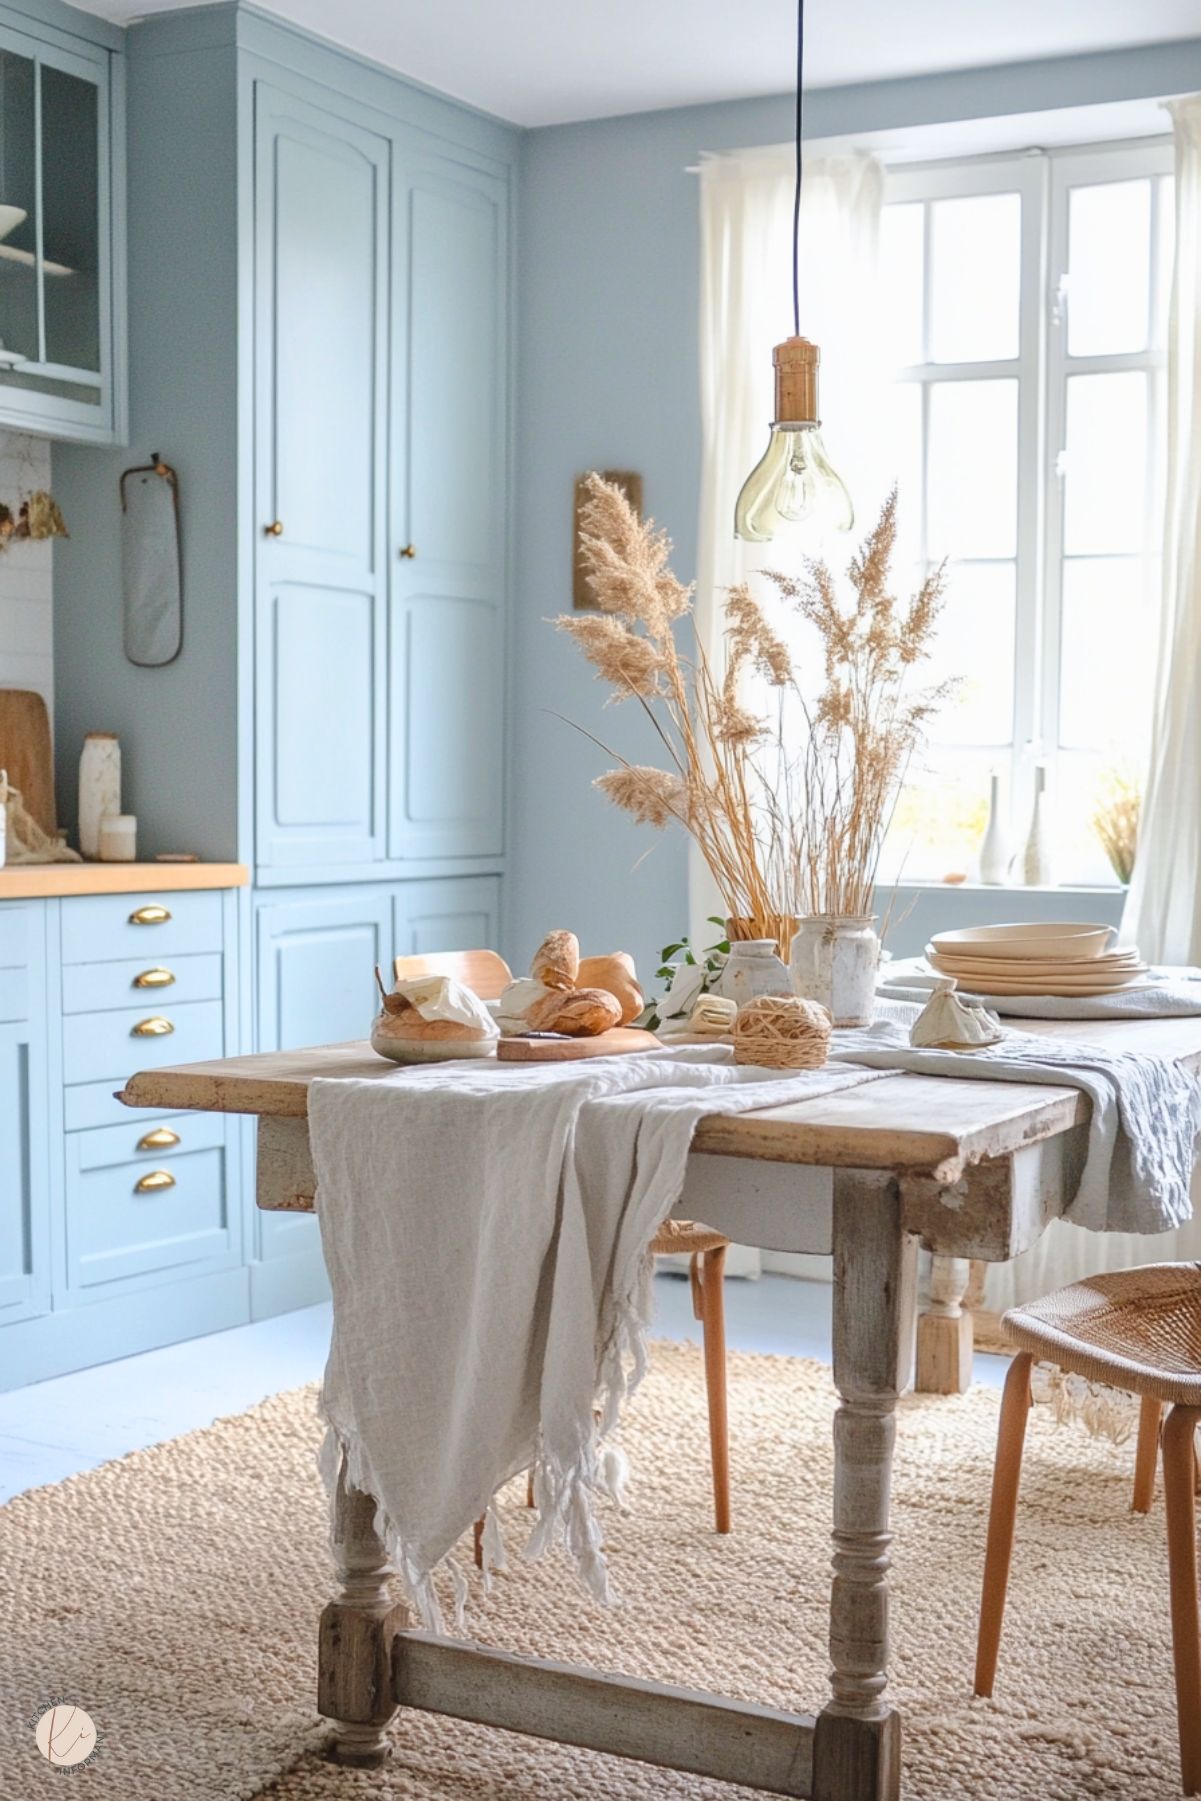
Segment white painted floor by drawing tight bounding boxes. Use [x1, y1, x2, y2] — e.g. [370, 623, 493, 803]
[0, 1275, 1009, 1504]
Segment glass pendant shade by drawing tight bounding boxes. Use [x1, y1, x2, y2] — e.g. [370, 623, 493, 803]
[734, 336, 854, 542]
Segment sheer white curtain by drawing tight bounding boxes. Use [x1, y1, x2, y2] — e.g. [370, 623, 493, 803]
[989, 97, 1201, 1314]
[692, 147, 886, 945]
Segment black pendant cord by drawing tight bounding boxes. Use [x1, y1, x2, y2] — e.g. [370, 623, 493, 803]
[792, 0, 804, 338]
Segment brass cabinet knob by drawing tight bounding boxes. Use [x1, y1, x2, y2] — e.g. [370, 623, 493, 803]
[129, 904, 171, 926]
[265, 519, 284, 536]
[399, 543, 417, 558]
[135, 1169, 176, 1194]
[132, 1016, 174, 1038]
[134, 967, 175, 990]
[137, 1126, 180, 1151]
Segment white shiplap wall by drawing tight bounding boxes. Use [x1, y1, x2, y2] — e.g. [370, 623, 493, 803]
[0, 432, 54, 727]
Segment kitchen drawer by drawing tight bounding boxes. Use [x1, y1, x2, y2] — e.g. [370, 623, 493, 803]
[63, 999, 223, 1088]
[65, 1138, 231, 1293]
[60, 892, 223, 965]
[65, 1080, 175, 1134]
[63, 952, 223, 1016]
[0, 966, 28, 1023]
[73, 1110, 223, 1171]
[0, 904, 29, 968]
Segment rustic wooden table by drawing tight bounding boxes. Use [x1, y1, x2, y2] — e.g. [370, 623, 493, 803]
[121, 1017, 1201, 1801]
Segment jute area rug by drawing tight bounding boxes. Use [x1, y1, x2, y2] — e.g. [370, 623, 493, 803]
[0, 1341, 1184, 1801]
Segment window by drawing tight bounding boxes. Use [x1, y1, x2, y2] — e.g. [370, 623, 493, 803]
[878, 140, 1173, 885]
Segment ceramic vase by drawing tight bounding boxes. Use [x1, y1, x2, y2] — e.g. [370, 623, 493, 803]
[714, 938, 791, 1009]
[979, 772, 1009, 885]
[1022, 765, 1054, 887]
[788, 914, 879, 1028]
[78, 732, 121, 859]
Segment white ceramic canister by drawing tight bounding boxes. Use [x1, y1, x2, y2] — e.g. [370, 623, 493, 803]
[714, 938, 791, 1009]
[98, 812, 137, 862]
[79, 732, 121, 859]
[789, 914, 880, 1028]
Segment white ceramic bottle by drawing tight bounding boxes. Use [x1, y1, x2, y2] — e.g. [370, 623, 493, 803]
[1022, 764, 1054, 887]
[714, 939, 791, 1009]
[78, 732, 121, 859]
[979, 772, 1009, 885]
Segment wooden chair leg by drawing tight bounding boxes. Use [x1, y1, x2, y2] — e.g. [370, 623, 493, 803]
[974, 1350, 1033, 1698]
[691, 1246, 731, 1535]
[1163, 1405, 1201, 1796]
[472, 1516, 484, 1570]
[1132, 1396, 1163, 1514]
[526, 1470, 535, 1509]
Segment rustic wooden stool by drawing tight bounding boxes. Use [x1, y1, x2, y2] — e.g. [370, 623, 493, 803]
[393, 950, 733, 1543]
[974, 1263, 1201, 1795]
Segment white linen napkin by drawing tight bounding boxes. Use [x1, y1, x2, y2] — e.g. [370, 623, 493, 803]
[309, 1046, 888, 1630]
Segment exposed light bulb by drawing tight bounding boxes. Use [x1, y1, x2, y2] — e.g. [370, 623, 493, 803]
[734, 337, 853, 543]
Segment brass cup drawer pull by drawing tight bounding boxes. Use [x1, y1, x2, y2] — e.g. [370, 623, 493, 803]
[134, 967, 175, 990]
[137, 1127, 180, 1152]
[129, 905, 171, 926]
[135, 1169, 176, 1194]
[132, 1016, 174, 1038]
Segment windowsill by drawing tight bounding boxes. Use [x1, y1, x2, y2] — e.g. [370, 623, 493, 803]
[885, 879, 1125, 896]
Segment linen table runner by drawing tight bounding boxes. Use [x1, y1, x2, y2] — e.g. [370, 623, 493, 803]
[310, 1048, 886, 1629]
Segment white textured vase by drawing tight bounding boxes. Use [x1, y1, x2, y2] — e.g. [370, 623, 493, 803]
[789, 915, 879, 1028]
[714, 939, 791, 1009]
[78, 732, 121, 859]
[979, 772, 1009, 885]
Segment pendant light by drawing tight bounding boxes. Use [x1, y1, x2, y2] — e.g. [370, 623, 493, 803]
[734, 0, 853, 542]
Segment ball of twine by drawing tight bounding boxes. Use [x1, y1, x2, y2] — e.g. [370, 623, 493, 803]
[733, 993, 832, 1069]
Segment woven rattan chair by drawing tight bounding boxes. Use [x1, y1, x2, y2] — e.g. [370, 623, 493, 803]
[393, 951, 733, 1540]
[974, 1264, 1201, 1794]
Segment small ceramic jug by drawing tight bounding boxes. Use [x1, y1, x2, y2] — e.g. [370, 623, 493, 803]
[714, 938, 791, 1009]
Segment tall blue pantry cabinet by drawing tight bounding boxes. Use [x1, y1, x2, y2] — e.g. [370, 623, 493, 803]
[51, 5, 516, 1334]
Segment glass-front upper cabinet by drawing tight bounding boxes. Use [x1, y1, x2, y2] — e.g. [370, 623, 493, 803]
[0, 18, 124, 442]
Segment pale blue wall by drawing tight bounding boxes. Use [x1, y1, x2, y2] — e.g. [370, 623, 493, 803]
[509, 39, 1201, 984]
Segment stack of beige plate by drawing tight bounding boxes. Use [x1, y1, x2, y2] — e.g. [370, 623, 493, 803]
[927, 923, 1152, 997]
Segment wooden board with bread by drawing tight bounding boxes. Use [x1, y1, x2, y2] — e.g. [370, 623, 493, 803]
[497, 1027, 661, 1062]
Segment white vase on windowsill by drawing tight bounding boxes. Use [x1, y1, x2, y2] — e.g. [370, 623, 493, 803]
[979, 772, 1009, 885]
[1020, 765, 1054, 887]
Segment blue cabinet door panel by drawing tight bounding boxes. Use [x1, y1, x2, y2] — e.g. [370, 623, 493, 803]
[255, 84, 389, 871]
[393, 877, 501, 959]
[0, 903, 50, 1325]
[389, 154, 508, 861]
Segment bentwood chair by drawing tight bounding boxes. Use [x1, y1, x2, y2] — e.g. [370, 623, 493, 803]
[393, 949, 734, 1536]
[974, 1264, 1201, 1794]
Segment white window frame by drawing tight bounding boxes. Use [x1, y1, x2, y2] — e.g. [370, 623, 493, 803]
[882, 136, 1172, 883]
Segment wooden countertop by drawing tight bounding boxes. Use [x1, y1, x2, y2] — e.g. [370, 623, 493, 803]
[0, 861, 249, 899]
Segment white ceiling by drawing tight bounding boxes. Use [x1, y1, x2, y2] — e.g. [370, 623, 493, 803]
[78, 0, 1201, 127]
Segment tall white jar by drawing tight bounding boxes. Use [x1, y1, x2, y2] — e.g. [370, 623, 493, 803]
[789, 915, 879, 1028]
[79, 732, 121, 859]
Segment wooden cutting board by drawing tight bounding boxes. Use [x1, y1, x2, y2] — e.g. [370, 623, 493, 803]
[497, 1027, 662, 1062]
[0, 688, 56, 837]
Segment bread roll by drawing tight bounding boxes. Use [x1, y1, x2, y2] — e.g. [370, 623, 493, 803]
[526, 986, 621, 1037]
[576, 952, 643, 1025]
[530, 929, 580, 991]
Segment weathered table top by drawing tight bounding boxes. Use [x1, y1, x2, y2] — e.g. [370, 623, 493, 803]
[120, 1014, 1201, 1186]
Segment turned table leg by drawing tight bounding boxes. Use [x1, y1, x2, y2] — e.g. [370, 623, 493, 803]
[319, 1456, 409, 1767]
[916, 1254, 973, 1394]
[813, 1171, 917, 1801]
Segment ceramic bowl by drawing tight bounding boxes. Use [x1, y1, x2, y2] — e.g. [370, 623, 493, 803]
[370, 1027, 496, 1063]
[929, 922, 1115, 962]
[0, 205, 27, 243]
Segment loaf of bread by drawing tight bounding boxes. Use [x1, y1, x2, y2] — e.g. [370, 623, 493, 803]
[526, 986, 621, 1037]
[576, 952, 643, 1025]
[530, 929, 580, 991]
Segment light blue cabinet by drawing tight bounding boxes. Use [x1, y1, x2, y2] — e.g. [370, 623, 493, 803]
[388, 150, 508, 863]
[0, 5, 126, 443]
[253, 85, 390, 871]
[0, 902, 49, 1326]
[0, 887, 247, 1388]
[394, 875, 502, 958]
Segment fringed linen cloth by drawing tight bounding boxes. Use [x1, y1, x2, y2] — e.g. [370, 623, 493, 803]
[310, 1047, 887, 1631]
